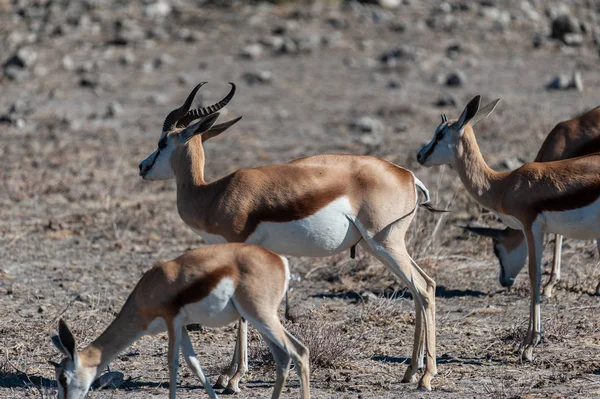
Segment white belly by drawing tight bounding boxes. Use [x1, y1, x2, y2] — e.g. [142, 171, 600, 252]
[541, 198, 600, 240]
[246, 196, 361, 257]
[180, 277, 240, 327]
[189, 197, 361, 257]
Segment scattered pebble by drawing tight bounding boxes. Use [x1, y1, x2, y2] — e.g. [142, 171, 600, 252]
[242, 70, 273, 85]
[446, 70, 466, 87]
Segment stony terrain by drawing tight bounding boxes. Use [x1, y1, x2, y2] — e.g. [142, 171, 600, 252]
[2, 0, 600, 397]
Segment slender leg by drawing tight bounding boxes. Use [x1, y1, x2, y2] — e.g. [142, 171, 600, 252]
[263, 338, 292, 399]
[224, 319, 248, 394]
[402, 307, 423, 383]
[231, 298, 310, 399]
[351, 217, 436, 391]
[520, 224, 543, 362]
[180, 327, 219, 399]
[214, 322, 241, 389]
[543, 234, 562, 298]
[596, 239, 600, 296]
[167, 319, 182, 399]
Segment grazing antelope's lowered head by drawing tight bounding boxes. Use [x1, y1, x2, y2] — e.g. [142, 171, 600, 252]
[139, 82, 242, 181]
[49, 320, 98, 399]
[416, 95, 500, 167]
[463, 226, 527, 288]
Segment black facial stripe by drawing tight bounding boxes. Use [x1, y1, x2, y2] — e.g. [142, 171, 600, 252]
[59, 371, 68, 397]
[147, 149, 161, 171]
[421, 140, 437, 162]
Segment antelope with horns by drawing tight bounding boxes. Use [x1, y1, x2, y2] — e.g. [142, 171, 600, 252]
[49, 243, 309, 399]
[417, 96, 600, 361]
[463, 105, 600, 297]
[138, 82, 443, 391]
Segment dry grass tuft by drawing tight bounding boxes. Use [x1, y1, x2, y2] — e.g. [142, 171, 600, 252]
[249, 307, 366, 370]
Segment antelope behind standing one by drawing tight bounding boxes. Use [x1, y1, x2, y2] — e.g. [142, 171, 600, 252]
[463, 105, 600, 297]
[49, 243, 309, 399]
[138, 82, 442, 391]
[417, 96, 600, 361]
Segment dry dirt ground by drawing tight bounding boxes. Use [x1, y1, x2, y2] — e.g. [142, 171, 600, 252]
[2, 0, 600, 398]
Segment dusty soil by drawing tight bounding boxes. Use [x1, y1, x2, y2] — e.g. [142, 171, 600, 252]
[2, 0, 600, 398]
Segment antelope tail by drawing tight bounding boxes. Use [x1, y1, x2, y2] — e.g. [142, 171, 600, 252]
[413, 176, 449, 213]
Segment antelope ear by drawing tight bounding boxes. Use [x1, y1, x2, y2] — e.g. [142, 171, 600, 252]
[457, 95, 481, 132]
[470, 99, 500, 127]
[202, 116, 242, 142]
[51, 330, 69, 357]
[58, 319, 78, 362]
[180, 113, 220, 143]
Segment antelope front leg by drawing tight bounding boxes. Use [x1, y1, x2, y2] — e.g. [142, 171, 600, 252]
[519, 225, 543, 361]
[223, 318, 248, 394]
[543, 234, 562, 298]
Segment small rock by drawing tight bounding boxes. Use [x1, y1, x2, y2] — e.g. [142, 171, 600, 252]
[378, 0, 401, 9]
[389, 21, 406, 32]
[79, 76, 98, 89]
[106, 101, 123, 118]
[436, 2, 452, 13]
[3, 47, 37, 70]
[350, 117, 384, 146]
[446, 70, 466, 87]
[551, 14, 581, 41]
[143, 0, 172, 19]
[153, 54, 176, 69]
[434, 94, 457, 107]
[532, 32, 546, 48]
[148, 93, 168, 105]
[546, 71, 583, 91]
[563, 33, 584, 47]
[387, 79, 402, 89]
[242, 70, 273, 86]
[379, 45, 415, 66]
[393, 122, 409, 133]
[327, 17, 347, 30]
[119, 51, 136, 66]
[94, 371, 124, 389]
[240, 43, 263, 60]
[62, 55, 75, 71]
[446, 43, 461, 59]
[177, 73, 193, 86]
[351, 116, 383, 133]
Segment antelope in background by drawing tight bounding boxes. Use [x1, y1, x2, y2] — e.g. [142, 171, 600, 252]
[49, 243, 309, 399]
[417, 96, 600, 361]
[464, 106, 600, 297]
[138, 83, 443, 391]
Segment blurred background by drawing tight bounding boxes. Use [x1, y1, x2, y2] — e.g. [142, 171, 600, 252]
[1, 0, 600, 397]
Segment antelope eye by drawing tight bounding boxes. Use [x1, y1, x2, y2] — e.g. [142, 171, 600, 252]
[59, 373, 68, 386]
[158, 140, 167, 150]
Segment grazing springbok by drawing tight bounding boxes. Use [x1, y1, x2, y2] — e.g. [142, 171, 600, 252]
[138, 83, 441, 391]
[49, 244, 309, 399]
[463, 106, 600, 297]
[417, 96, 600, 361]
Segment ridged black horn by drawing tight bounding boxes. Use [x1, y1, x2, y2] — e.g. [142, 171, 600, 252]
[162, 82, 207, 132]
[177, 83, 236, 128]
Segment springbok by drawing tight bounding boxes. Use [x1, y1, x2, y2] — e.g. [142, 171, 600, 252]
[138, 83, 442, 391]
[417, 96, 600, 361]
[49, 243, 309, 399]
[463, 106, 600, 297]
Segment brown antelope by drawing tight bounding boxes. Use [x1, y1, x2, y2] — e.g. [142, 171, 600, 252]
[138, 83, 441, 391]
[417, 96, 600, 361]
[49, 243, 309, 399]
[463, 106, 600, 297]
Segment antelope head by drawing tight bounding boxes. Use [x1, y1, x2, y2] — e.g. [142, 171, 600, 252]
[417, 95, 500, 167]
[139, 82, 241, 181]
[49, 320, 98, 399]
[462, 226, 527, 287]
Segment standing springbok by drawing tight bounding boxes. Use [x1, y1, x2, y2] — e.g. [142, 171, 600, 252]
[138, 83, 441, 391]
[463, 106, 600, 297]
[49, 243, 309, 399]
[417, 96, 600, 361]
